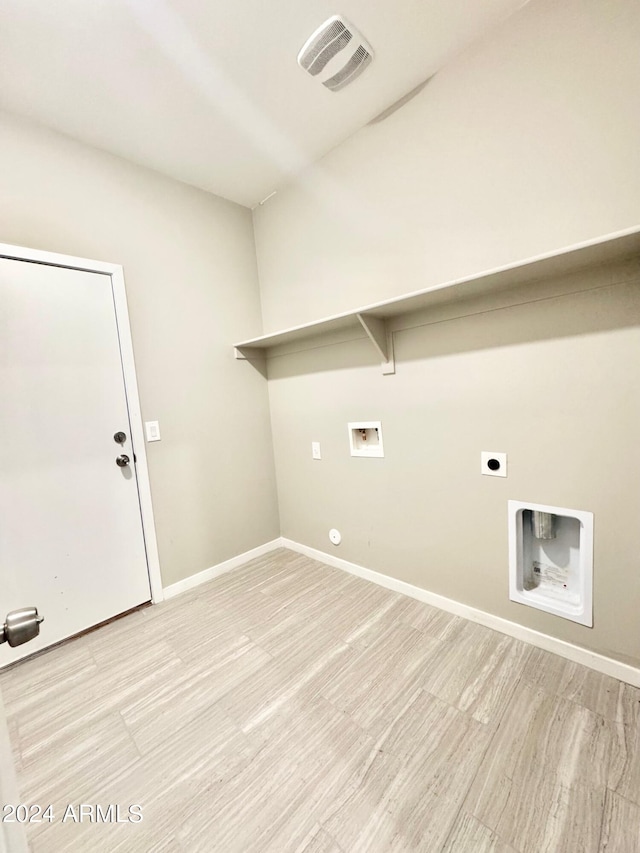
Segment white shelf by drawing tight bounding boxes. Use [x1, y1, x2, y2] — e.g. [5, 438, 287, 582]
[234, 227, 640, 369]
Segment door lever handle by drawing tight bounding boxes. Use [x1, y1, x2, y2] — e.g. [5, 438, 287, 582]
[0, 607, 44, 647]
[116, 454, 130, 467]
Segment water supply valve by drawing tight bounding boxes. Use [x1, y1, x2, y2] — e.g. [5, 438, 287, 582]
[0, 607, 44, 648]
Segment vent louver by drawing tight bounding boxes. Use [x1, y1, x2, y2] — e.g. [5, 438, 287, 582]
[297, 15, 373, 92]
[323, 44, 372, 91]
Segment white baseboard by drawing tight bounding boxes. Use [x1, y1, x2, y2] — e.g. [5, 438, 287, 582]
[162, 539, 283, 600]
[281, 538, 640, 689]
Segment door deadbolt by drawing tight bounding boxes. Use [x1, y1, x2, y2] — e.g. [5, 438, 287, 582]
[114, 431, 127, 445]
[116, 454, 130, 467]
[0, 607, 44, 648]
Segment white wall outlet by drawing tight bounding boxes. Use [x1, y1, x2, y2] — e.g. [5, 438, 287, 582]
[481, 451, 507, 477]
[329, 528, 341, 545]
[145, 421, 161, 442]
[348, 421, 384, 458]
[311, 441, 321, 460]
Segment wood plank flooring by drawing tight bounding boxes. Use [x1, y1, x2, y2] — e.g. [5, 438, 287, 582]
[1, 548, 639, 852]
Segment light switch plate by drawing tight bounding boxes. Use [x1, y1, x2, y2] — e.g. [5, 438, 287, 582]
[311, 441, 321, 460]
[145, 421, 161, 442]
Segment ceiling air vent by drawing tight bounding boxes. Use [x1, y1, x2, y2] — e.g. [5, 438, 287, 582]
[297, 15, 373, 92]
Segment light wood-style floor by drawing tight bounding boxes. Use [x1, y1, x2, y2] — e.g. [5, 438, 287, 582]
[1, 548, 639, 852]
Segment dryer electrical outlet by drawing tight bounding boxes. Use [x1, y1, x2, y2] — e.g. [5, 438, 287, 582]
[481, 451, 506, 477]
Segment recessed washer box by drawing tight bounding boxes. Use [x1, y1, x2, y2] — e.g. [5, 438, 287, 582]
[348, 421, 383, 457]
[508, 500, 593, 627]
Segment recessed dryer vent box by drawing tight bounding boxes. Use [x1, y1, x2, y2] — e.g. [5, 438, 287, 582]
[508, 500, 593, 626]
[348, 421, 383, 457]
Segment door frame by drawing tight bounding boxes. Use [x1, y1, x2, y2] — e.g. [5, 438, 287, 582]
[0, 241, 164, 605]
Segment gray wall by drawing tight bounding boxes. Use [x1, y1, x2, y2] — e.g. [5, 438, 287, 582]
[0, 111, 280, 588]
[254, 0, 640, 666]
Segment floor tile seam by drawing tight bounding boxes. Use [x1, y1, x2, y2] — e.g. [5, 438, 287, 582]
[180, 630, 273, 669]
[455, 674, 529, 840]
[339, 599, 411, 647]
[596, 788, 610, 851]
[183, 764, 319, 850]
[317, 691, 383, 748]
[443, 812, 523, 853]
[258, 587, 338, 612]
[123, 678, 266, 758]
[602, 786, 640, 811]
[516, 685, 629, 750]
[116, 707, 146, 761]
[474, 813, 523, 853]
[170, 642, 241, 669]
[516, 675, 636, 723]
[247, 634, 346, 676]
[607, 765, 640, 809]
[469, 643, 536, 731]
[0, 630, 92, 677]
[238, 642, 356, 734]
[246, 630, 348, 663]
[21, 748, 145, 816]
[230, 568, 303, 595]
[317, 823, 346, 852]
[18, 700, 129, 763]
[412, 685, 496, 733]
[558, 693, 633, 728]
[331, 699, 488, 822]
[0, 650, 99, 694]
[337, 624, 444, 678]
[360, 686, 463, 762]
[312, 740, 393, 833]
[172, 638, 278, 696]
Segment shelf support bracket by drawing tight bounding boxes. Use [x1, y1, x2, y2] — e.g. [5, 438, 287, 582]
[357, 313, 395, 374]
[234, 346, 267, 377]
[234, 345, 263, 360]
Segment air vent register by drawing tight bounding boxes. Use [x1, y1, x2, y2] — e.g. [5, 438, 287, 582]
[297, 15, 373, 92]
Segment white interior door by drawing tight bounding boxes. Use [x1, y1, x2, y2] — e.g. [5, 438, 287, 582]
[0, 257, 152, 666]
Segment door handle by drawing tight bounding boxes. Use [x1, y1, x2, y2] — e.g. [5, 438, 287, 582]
[116, 454, 130, 467]
[0, 607, 44, 647]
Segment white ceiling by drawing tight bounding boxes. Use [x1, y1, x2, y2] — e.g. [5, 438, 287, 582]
[0, 0, 527, 208]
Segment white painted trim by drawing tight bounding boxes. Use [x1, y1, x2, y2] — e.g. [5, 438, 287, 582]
[281, 538, 640, 688]
[0, 242, 122, 275]
[109, 265, 163, 604]
[0, 242, 163, 605]
[162, 539, 284, 599]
